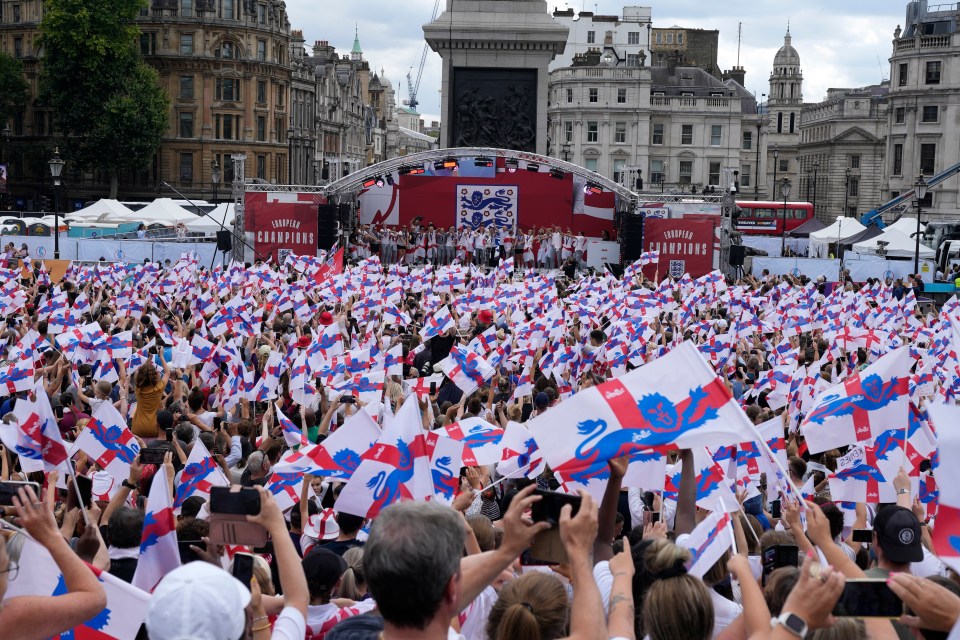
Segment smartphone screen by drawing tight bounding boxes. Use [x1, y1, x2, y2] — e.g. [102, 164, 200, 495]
[833, 580, 904, 618]
[851, 529, 874, 544]
[210, 486, 261, 516]
[519, 548, 557, 567]
[178, 539, 204, 564]
[770, 499, 782, 519]
[0, 481, 41, 506]
[232, 552, 256, 589]
[139, 448, 167, 466]
[531, 489, 581, 526]
[430, 381, 437, 395]
[762, 544, 799, 586]
[74, 474, 93, 509]
[341, 395, 356, 405]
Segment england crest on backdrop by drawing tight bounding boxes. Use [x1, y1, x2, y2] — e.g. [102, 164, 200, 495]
[457, 185, 518, 230]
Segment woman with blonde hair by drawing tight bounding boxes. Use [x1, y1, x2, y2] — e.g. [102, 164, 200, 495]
[485, 571, 570, 640]
[130, 353, 170, 438]
[338, 547, 368, 601]
[640, 539, 715, 640]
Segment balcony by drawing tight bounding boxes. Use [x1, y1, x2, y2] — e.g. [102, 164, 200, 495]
[895, 34, 952, 52]
[650, 96, 731, 109]
[555, 67, 641, 80]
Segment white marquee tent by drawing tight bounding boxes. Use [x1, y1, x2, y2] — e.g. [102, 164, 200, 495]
[183, 203, 234, 234]
[809, 217, 867, 258]
[852, 227, 935, 259]
[64, 199, 135, 224]
[131, 198, 196, 226]
[885, 216, 926, 237]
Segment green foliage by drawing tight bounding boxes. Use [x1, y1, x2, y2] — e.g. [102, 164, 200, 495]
[39, 0, 169, 174]
[0, 52, 28, 126]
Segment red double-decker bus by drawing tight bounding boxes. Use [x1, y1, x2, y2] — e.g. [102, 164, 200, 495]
[734, 201, 815, 235]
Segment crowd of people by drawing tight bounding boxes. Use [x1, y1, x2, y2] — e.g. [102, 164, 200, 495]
[349, 219, 604, 270]
[0, 247, 958, 640]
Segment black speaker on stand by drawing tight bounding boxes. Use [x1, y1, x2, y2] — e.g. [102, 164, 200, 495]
[317, 203, 339, 252]
[728, 244, 746, 267]
[620, 213, 644, 264]
[212, 230, 233, 269]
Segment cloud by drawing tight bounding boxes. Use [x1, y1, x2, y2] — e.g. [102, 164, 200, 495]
[287, 0, 902, 123]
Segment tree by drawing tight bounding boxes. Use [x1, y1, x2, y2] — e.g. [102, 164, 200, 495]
[0, 52, 28, 129]
[39, 0, 169, 198]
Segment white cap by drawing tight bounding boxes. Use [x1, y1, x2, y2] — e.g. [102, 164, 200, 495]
[304, 508, 340, 541]
[145, 561, 251, 640]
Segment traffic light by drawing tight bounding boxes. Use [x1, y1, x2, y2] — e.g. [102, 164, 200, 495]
[38, 195, 50, 211]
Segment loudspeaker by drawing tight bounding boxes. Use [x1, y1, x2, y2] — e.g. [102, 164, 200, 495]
[620, 214, 644, 264]
[729, 244, 746, 267]
[317, 203, 339, 251]
[216, 230, 233, 252]
[317, 203, 338, 223]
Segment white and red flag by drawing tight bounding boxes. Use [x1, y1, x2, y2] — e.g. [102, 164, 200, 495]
[801, 346, 912, 454]
[71, 402, 141, 481]
[132, 464, 181, 591]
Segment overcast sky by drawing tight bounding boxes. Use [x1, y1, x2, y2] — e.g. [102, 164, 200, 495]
[286, 1, 906, 124]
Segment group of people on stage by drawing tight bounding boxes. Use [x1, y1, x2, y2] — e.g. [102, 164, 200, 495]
[349, 217, 598, 269]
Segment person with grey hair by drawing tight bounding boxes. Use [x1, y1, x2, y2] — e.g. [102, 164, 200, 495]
[242, 450, 272, 487]
[362, 484, 559, 639]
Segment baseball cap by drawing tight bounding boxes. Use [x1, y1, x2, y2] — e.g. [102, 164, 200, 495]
[302, 547, 348, 593]
[145, 560, 251, 640]
[477, 309, 494, 325]
[534, 392, 549, 408]
[873, 506, 923, 564]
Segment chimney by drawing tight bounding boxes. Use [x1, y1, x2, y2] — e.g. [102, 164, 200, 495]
[667, 50, 678, 74]
[723, 66, 746, 86]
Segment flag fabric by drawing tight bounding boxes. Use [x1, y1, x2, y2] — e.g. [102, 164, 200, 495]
[334, 394, 432, 519]
[424, 431, 476, 503]
[132, 464, 181, 591]
[683, 510, 733, 578]
[497, 420, 546, 479]
[276, 403, 308, 448]
[273, 408, 380, 478]
[925, 403, 960, 573]
[8, 381, 70, 473]
[420, 305, 455, 341]
[265, 471, 305, 513]
[439, 346, 494, 396]
[5, 536, 151, 639]
[173, 439, 230, 509]
[801, 347, 911, 454]
[435, 417, 505, 466]
[528, 341, 754, 495]
[71, 402, 141, 481]
[827, 445, 888, 504]
[0, 359, 34, 395]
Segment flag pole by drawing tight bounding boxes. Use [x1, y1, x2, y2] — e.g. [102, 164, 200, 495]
[753, 426, 804, 506]
[718, 496, 738, 556]
[479, 460, 535, 493]
[68, 463, 92, 527]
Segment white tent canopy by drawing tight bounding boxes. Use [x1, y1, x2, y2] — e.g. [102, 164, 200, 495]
[809, 217, 867, 258]
[64, 199, 135, 223]
[852, 227, 935, 259]
[886, 216, 926, 236]
[129, 198, 196, 226]
[183, 203, 234, 234]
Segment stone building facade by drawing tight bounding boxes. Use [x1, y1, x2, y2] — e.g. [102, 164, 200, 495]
[650, 26, 720, 78]
[550, 6, 651, 70]
[799, 85, 888, 222]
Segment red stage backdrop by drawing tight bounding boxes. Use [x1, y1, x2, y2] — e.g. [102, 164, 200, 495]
[245, 191, 324, 262]
[643, 218, 716, 278]
[358, 158, 620, 235]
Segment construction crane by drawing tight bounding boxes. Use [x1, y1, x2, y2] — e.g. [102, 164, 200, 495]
[860, 160, 960, 227]
[404, 0, 441, 112]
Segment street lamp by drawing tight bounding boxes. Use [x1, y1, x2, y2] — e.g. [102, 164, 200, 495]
[780, 177, 791, 255]
[661, 161, 668, 193]
[0, 124, 9, 164]
[843, 167, 851, 218]
[754, 120, 762, 200]
[312, 158, 319, 185]
[210, 159, 221, 205]
[561, 142, 571, 162]
[914, 175, 928, 275]
[771, 144, 779, 201]
[287, 127, 294, 184]
[48, 147, 65, 260]
[812, 159, 819, 217]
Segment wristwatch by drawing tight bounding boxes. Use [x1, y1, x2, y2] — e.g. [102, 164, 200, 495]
[771, 612, 808, 638]
[897, 488, 910, 495]
[121, 480, 137, 491]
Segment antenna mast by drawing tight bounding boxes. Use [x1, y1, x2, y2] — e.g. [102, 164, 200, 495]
[737, 21, 742, 67]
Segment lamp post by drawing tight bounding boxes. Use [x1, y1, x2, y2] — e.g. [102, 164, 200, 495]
[48, 148, 65, 260]
[661, 161, 668, 193]
[812, 159, 819, 217]
[312, 158, 319, 185]
[843, 167, 851, 218]
[562, 142, 571, 162]
[754, 120, 762, 200]
[0, 124, 9, 164]
[287, 126, 294, 184]
[210, 159, 221, 205]
[914, 175, 928, 275]
[771, 144, 779, 201]
[780, 177, 791, 255]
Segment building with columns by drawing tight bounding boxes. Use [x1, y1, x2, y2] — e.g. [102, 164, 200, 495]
[798, 84, 888, 222]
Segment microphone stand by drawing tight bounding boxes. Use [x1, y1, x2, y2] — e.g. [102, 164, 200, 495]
[160, 181, 266, 268]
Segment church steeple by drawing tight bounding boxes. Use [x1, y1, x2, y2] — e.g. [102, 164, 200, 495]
[351, 25, 363, 62]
